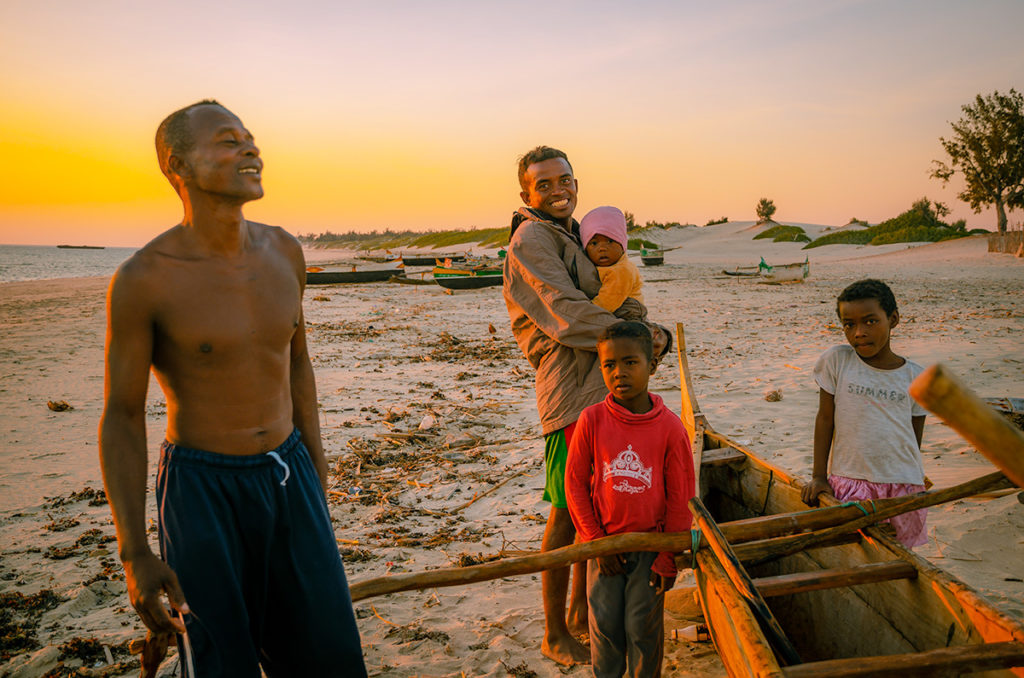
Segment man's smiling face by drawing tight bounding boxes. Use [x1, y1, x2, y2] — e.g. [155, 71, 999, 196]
[520, 157, 578, 223]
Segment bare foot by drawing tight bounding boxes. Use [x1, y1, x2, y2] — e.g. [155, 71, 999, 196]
[542, 633, 590, 666]
[567, 616, 589, 641]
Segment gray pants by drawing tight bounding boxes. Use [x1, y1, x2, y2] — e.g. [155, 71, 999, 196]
[587, 551, 664, 678]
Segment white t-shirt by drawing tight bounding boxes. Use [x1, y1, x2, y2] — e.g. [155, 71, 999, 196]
[814, 345, 927, 484]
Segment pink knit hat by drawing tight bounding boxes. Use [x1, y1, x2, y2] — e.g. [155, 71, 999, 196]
[580, 206, 628, 250]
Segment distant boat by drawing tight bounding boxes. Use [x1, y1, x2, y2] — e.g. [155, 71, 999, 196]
[758, 256, 809, 282]
[306, 261, 405, 284]
[57, 244, 104, 250]
[640, 248, 664, 266]
[400, 253, 466, 267]
[432, 257, 503, 290]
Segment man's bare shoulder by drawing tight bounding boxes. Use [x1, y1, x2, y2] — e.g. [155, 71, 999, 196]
[249, 222, 304, 270]
[110, 226, 184, 291]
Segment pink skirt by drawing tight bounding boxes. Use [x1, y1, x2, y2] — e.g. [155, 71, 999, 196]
[828, 475, 927, 548]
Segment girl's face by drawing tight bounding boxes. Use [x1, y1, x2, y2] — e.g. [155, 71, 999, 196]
[585, 234, 624, 267]
[838, 297, 899, 366]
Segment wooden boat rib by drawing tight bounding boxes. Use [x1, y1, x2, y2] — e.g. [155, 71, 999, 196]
[675, 323, 1024, 677]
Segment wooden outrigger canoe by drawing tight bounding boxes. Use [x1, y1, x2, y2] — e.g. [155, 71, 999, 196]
[675, 325, 1024, 677]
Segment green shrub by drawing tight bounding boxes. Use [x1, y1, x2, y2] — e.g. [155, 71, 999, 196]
[705, 216, 728, 226]
[753, 225, 807, 241]
[804, 198, 971, 249]
[803, 230, 874, 249]
[628, 238, 659, 251]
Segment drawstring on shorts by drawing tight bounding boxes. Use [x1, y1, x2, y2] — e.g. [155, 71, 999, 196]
[266, 451, 291, 486]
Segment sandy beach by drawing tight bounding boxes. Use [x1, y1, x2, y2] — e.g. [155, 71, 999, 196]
[1, 223, 1022, 677]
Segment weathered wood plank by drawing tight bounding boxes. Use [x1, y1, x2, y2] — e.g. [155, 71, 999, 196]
[753, 561, 917, 598]
[782, 641, 1024, 678]
[695, 548, 784, 678]
[910, 363, 1024, 488]
[690, 497, 802, 666]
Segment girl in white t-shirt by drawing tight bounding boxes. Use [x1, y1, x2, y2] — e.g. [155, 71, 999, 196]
[801, 279, 928, 547]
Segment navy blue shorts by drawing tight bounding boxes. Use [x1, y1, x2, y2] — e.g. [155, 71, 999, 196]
[157, 429, 366, 677]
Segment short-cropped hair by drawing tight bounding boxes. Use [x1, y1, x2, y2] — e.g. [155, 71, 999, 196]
[837, 278, 898, 316]
[598, 321, 653, 361]
[517, 146, 572, 191]
[155, 99, 224, 177]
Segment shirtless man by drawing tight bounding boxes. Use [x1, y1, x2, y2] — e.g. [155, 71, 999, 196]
[99, 100, 365, 676]
[503, 146, 665, 666]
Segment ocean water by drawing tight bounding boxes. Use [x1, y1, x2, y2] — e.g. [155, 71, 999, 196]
[0, 244, 138, 283]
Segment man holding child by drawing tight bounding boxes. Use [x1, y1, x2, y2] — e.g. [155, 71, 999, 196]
[502, 146, 673, 667]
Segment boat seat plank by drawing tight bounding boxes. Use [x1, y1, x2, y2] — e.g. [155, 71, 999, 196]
[753, 561, 917, 598]
[701, 447, 748, 467]
[781, 641, 1024, 678]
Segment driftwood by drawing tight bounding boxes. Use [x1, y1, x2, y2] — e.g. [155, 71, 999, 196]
[347, 470, 1005, 602]
[910, 363, 1024, 488]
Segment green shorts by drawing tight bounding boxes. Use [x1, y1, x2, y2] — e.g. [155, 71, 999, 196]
[542, 422, 576, 509]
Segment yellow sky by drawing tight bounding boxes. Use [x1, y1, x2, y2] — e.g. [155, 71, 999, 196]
[1, 1, 1022, 246]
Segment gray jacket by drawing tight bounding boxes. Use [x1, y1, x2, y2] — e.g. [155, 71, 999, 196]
[503, 207, 647, 435]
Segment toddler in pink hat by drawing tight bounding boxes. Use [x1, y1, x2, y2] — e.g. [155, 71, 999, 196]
[579, 206, 645, 319]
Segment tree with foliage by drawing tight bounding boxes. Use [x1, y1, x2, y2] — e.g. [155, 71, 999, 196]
[623, 211, 636, 230]
[756, 198, 777, 223]
[931, 89, 1024, 234]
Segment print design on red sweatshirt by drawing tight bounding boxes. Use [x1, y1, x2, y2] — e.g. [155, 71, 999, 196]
[602, 445, 652, 495]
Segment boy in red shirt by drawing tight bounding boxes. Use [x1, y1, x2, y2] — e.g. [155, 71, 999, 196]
[566, 321, 695, 677]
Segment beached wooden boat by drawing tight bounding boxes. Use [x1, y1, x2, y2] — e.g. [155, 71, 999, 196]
[306, 263, 405, 284]
[758, 256, 809, 282]
[640, 248, 665, 266]
[432, 270, 502, 290]
[676, 327, 1024, 677]
[432, 257, 503, 290]
[400, 253, 466, 267]
[723, 265, 760, 277]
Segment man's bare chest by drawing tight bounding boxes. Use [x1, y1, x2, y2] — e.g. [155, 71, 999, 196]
[152, 261, 301, 357]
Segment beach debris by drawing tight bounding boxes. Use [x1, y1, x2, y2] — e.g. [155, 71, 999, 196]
[418, 413, 437, 430]
[501, 660, 539, 677]
[44, 487, 107, 508]
[44, 516, 80, 532]
[47, 400, 73, 412]
[764, 389, 783, 402]
[488, 323, 497, 334]
[0, 589, 66, 661]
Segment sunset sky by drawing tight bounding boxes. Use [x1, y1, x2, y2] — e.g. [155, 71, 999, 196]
[1, 0, 1022, 247]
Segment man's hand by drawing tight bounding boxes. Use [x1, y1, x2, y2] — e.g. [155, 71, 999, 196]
[124, 552, 189, 635]
[801, 477, 833, 507]
[596, 554, 625, 576]
[649, 571, 676, 595]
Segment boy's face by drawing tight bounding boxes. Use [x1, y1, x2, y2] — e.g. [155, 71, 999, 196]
[598, 336, 657, 412]
[838, 297, 899, 362]
[585, 234, 624, 267]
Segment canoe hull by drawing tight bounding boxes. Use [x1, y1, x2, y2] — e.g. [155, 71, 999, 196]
[307, 269, 405, 284]
[695, 429, 1024, 676]
[433, 274, 502, 290]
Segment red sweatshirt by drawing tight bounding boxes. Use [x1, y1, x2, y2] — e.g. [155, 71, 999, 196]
[566, 393, 695, 577]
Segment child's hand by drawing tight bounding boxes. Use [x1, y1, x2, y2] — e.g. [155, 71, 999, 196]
[801, 477, 833, 507]
[649, 572, 676, 595]
[597, 555, 625, 576]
